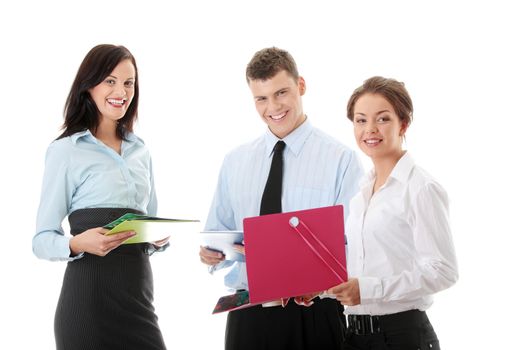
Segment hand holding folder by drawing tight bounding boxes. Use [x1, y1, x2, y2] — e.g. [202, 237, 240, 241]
[200, 231, 245, 262]
[104, 213, 199, 244]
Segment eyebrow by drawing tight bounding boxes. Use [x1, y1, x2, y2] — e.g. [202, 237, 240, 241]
[107, 75, 135, 80]
[355, 109, 392, 117]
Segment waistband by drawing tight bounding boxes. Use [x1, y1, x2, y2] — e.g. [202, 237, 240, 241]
[68, 207, 148, 256]
[68, 207, 143, 235]
[347, 309, 429, 335]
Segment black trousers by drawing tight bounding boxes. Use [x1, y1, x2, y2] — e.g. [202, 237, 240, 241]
[225, 298, 346, 350]
[343, 310, 440, 350]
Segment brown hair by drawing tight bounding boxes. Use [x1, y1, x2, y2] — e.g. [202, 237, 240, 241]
[347, 76, 413, 125]
[246, 47, 299, 82]
[58, 44, 139, 140]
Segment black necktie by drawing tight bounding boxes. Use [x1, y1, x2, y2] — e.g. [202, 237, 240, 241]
[260, 140, 286, 215]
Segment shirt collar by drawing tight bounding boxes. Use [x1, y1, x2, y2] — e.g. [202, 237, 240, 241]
[359, 151, 414, 189]
[71, 129, 94, 144]
[388, 151, 414, 184]
[263, 118, 313, 157]
[70, 129, 142, 146]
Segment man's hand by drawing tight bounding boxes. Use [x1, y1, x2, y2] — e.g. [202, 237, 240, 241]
[232, 244, 245, 255]
[199, 246, 225, 266]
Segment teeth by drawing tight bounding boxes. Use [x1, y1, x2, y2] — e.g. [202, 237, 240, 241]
[107, 99, 125, 105]
[270, 112, 286, 120]
[365, 139, 380, 144]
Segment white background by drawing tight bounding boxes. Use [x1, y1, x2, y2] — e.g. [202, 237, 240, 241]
[1, 1, 523, 348]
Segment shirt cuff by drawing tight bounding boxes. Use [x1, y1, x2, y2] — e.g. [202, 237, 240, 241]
[318, 291, 336, 299]
[62, 236, 83, 261]
[208, 259, 233, 274]
[358, 276, 383, 303]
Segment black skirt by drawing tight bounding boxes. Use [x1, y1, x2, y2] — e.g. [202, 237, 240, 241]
[54, 208, 166, 350]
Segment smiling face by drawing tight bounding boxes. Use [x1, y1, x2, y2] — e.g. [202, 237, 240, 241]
[89, 59, 136, 125]
[248, 70, 306, 139]
[353, 93, 407, 161]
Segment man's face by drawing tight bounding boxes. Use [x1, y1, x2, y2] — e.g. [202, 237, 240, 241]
[248, 70, 306, 139]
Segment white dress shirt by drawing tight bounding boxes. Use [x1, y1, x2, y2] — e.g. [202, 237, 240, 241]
[345, 152, 458, 315]
[205, 119, 363, 290]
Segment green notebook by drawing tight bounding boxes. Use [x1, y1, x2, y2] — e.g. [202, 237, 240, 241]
[104, 213, 199, 244]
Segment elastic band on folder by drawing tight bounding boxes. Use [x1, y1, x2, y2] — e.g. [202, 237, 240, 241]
[289, 217, 346, 282]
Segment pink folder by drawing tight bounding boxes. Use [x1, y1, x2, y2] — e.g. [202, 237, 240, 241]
[243, 205, 347, 304]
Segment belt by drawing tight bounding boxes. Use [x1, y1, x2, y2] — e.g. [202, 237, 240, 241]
[347, 309, 427, 336]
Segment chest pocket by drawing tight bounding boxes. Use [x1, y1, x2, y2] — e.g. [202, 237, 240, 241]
[284, 186, 334, 210]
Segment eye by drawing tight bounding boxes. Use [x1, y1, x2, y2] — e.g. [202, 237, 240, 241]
[277, 90, 287, 96]
[377, 115, 390, 123]
[124, 81, 135, 88]
[105, 78, 116, 85]
[354, 118, 366, 124]
[255, 97, 267, 103]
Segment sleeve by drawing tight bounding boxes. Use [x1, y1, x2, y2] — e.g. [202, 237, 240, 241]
[359, 182, 459, 303]
[32, 142, 79, 261]
[204, 154, 237, 275]
[145, 155, 169, 255]
[335, 149, 364, 220]
[146, 156, 158, 216]
[204, 154, 236, 231]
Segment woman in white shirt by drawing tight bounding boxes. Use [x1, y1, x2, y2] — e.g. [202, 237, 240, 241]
[328, 76, 458, 350]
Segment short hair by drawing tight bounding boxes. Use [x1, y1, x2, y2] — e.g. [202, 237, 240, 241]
[246, 47, 299, 82]
[347, 76, 413, 126]
[58, 44, 139, 140]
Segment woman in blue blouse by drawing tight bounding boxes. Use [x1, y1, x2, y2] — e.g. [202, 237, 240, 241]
[33, 44, 168, 350]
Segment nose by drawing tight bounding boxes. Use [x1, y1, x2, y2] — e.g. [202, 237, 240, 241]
[268, 96, 282, 113]
[115, 83, 127, 97]
[365, 123, 378, 134]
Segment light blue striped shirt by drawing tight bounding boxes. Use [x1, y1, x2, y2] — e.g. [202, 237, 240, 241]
[33, 130, 157, 261]
[205, 119, 363, 290]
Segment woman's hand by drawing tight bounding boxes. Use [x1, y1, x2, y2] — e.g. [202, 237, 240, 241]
[294, 292, 321, 306]
[69, 227, 136, 257]
[152, 236, 170, 248]
[327, 278, 361, 306]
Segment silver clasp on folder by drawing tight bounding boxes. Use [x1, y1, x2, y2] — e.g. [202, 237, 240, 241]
[289, 216, 299, 228]
[287, 215, 346, 283]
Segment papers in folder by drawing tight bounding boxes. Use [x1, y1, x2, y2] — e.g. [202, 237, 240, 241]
[212, 205, 347, 313]
[104, 213, 199, 244]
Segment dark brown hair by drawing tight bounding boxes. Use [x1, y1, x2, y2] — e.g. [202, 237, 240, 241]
[347, 76, 413, 125]
[58, 44, 139, 140]
[246, 47, 299, 82]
